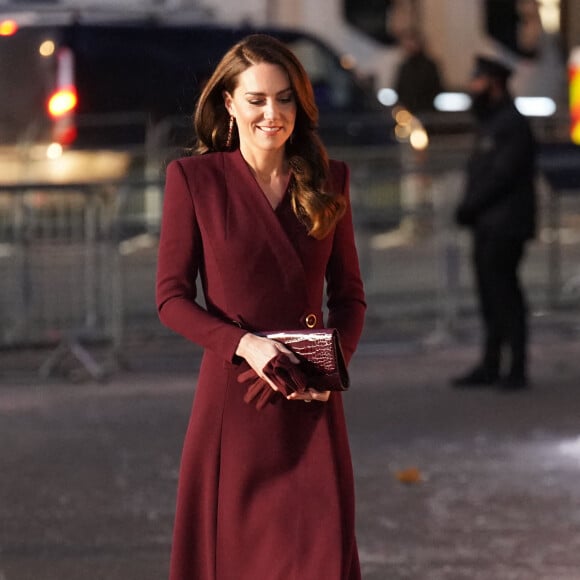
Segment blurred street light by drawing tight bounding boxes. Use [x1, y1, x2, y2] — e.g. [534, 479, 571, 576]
[514, 96, 557, 117]
[433, 92, 471, 113]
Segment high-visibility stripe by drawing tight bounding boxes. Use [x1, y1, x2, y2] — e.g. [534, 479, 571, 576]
[571, 78, 580, 143]
[570, 73, 580, 106]
[572, 120, 580, 145]
[570, 48, 580, 143]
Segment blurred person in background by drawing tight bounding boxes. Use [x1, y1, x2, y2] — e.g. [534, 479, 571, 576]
[156, 34, 366, 580]
[394, 29, 443, 116]
[452, 55, 537, 391]
[392, 29, 444, 241]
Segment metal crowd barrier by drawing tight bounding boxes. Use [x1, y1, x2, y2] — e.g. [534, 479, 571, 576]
[538, 142, 580, 307]
[1, 142, 578, 380]
[0, 179, 161, 380]
[335, 141, 580, 342]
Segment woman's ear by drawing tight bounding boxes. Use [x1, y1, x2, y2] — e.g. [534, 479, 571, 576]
[223, 91, 234, 115]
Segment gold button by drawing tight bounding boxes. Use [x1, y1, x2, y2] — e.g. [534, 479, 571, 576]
[305, 314, 317, 328]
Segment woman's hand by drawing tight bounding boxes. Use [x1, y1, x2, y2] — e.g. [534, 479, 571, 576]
[235, 334, 330, 403]
[287, 389, 331, 403]
[235, 333, 299, 391]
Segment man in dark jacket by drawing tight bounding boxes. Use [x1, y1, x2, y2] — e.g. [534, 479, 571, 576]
[452, 55, 537, 390]
[394, 30, 443, 115]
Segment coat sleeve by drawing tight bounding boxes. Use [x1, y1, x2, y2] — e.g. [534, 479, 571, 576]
[156, 159, 247, 362]
[325, 162, 367, 365]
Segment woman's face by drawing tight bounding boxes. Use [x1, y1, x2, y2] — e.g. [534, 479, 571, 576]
[224, 62, 297, 155]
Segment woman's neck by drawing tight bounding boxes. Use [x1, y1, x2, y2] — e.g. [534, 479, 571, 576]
[239, 146, 290, 209]
[239, 145, 288, 183]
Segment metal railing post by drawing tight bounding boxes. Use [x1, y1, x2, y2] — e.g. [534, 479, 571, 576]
[546, 187, 561, 309]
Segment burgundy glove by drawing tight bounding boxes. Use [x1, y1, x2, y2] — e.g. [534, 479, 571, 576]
[264, 353, 309, 395]
[240, 374, 276, 410]
[237, 353, 308, 410]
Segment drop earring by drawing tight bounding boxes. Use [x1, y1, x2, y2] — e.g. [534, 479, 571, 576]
[226, 116, 235, 148]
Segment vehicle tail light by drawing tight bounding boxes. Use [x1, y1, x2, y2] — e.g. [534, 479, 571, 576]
[53, 124, 78, 145]
[0, 19, 18, 36]
[48, 87, 77, 118]
[48, 47, 78, 145]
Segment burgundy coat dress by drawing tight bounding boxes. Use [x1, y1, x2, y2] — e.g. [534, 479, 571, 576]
[156, 149, 366, 580]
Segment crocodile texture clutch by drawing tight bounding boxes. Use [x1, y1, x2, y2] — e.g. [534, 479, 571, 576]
[260, 328, 349, 391]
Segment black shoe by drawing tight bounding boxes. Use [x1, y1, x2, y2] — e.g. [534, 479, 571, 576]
[451, 366, 499, 388]
[498, 374, 530, 391]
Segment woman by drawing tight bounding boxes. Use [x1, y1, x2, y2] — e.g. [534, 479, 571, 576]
[156, 34, 366, 580]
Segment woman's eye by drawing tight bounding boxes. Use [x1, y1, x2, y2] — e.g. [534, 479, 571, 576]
[246, 96, 293, 106]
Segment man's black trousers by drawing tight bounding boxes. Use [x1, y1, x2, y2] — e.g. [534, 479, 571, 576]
[472, 232, 528, 379]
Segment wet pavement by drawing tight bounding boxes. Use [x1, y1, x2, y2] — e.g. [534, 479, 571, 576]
[1, 314, 580, 580]
[352, 319, 580, 580]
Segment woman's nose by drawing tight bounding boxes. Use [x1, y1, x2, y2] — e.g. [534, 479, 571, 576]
[263, 100, 277, 119]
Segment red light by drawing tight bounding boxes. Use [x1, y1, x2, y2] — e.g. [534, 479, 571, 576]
[0, 20, 18, 36]
[47, 87, 77, 118]
[54, 125, 78, 145]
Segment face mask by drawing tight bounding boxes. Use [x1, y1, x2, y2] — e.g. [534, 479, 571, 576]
[470, 87, 494, 119]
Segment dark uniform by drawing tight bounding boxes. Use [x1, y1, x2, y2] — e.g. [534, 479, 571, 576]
[455, 94, 537, 387]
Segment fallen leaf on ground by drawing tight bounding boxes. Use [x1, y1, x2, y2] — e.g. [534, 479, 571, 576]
[395, 467, 423, 484]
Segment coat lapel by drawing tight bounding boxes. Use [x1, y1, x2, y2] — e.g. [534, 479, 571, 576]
[223, 150, 308, 303]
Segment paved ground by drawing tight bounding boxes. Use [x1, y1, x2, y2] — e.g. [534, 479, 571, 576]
[1, 313, 580, 580]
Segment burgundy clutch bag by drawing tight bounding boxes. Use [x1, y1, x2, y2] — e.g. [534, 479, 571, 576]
[259, 328, 349, 391]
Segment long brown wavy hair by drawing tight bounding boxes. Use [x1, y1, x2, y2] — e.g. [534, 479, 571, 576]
[193, 33, 346, 239]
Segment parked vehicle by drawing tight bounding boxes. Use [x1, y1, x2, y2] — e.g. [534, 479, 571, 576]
[0, 10, 396, 182]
